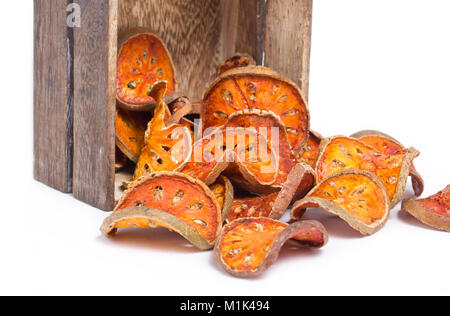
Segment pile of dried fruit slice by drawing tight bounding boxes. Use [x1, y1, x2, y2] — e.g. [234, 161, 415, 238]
[108, 34, 443, 279]
[402, 185, 450, 232]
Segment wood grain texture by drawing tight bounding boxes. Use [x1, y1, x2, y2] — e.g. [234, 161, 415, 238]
[118, 0, 224, 101]
[264, 0, 312, 101]
[34, 0, 73, 193]
[73, 0, 118, 211]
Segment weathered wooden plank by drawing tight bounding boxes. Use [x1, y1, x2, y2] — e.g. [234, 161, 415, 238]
[264, 0, 313, 101]
[118, 0, 224, 101]
[73, 0, 118, 210]
[34, 0, 73, 193]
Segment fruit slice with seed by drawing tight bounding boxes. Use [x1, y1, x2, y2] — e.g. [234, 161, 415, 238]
[351, 129, 424, 197]
[217, 53, 256, 76]
[202, 66, 309, 156]
[214, 217, 328, 278]
[402, 185, 450, 232]
[291, 169, 390, 235]
[117, 32, 177, 110]
[315, 136, 419, 207]
[112, 172, 222, 248]
[134, 81, 192, 179]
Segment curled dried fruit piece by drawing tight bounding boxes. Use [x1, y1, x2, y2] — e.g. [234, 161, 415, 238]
[202, 66, 309, 156]
[315, 136, 419, 207]
[214, 217, 328, 278]
[135, 82, 192, 179]
[299, 130, 324, 168]
[181, 126, 279, 187]
[117, 32, 177, 110]
[114, 172, 222, 248]
[101, 207, 213, 250]
[217, 53, 256, 76]
[210, 176, 234, 220]
[116, 108, 152, 162]
[402, 185, 450, 232]
[291, 169, 390, 235]
[227, 163, 317, 222]
[351, 130, 424, 197]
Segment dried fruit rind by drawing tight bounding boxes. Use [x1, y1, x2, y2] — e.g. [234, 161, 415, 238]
[101, 207, 212, 250]
[210, 176, 234, 220]
[351, 130, 424, 197]
[116, 31, 177, 110]
[202, 66, 310, 156]
[134, 81, 192, 179]
[217, 53, 256, 76]
[291, 169, 391, 235]
[315, 136, 419, 207]
[402, 185, 450, 232]
[115, 172, 222, 247]
[116, 108, 152, 162]
[214, 217, 328, 278]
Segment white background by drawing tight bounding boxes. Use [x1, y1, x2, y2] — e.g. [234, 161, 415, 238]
[0, 0, 448, 296]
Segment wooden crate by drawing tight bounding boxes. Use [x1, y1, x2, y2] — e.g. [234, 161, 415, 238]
[34, 0, 313, 211]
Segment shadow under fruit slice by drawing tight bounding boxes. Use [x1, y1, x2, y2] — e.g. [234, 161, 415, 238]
[402, 185, 450, 232]
[115, 146, 128, 171]
[350, 129, 424, 197]
[202, 66, 310, 156]
[315, 136, 419, 207]
[217, 53, 256, 76]
[210, 176, 234, 220]
[112, 172, 222, 249]
[227, 163, 317, 222]
[291, 169, 390, 235]
[117, 32, 177, 111]
[214, 217, 328, 278]
[134, 82, 192, 179]
[116, 108, 152, 163]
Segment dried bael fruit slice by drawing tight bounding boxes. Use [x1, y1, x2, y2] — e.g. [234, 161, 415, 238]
[116, 108, 152, 162]
[114, 172, 222, 249]
[101, 207, 212, 250]
[117, 31, 177, 111]
[299, 130, 324, 168]
[180, 128, 230, 184]
[180, 126, 279, 187]
[135, 82, 192, 179]
[214, 217, 328, 278]
[227, 163, 316, 222]
[315, 136, 419, 207]
[202, 66, 310, 156]
[291, 169, 390, 235]
[351, 130, 424, 197]
[217, 53, 256, 76]
[210, 176, 234, 220]
[402, 185, 450, 232]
